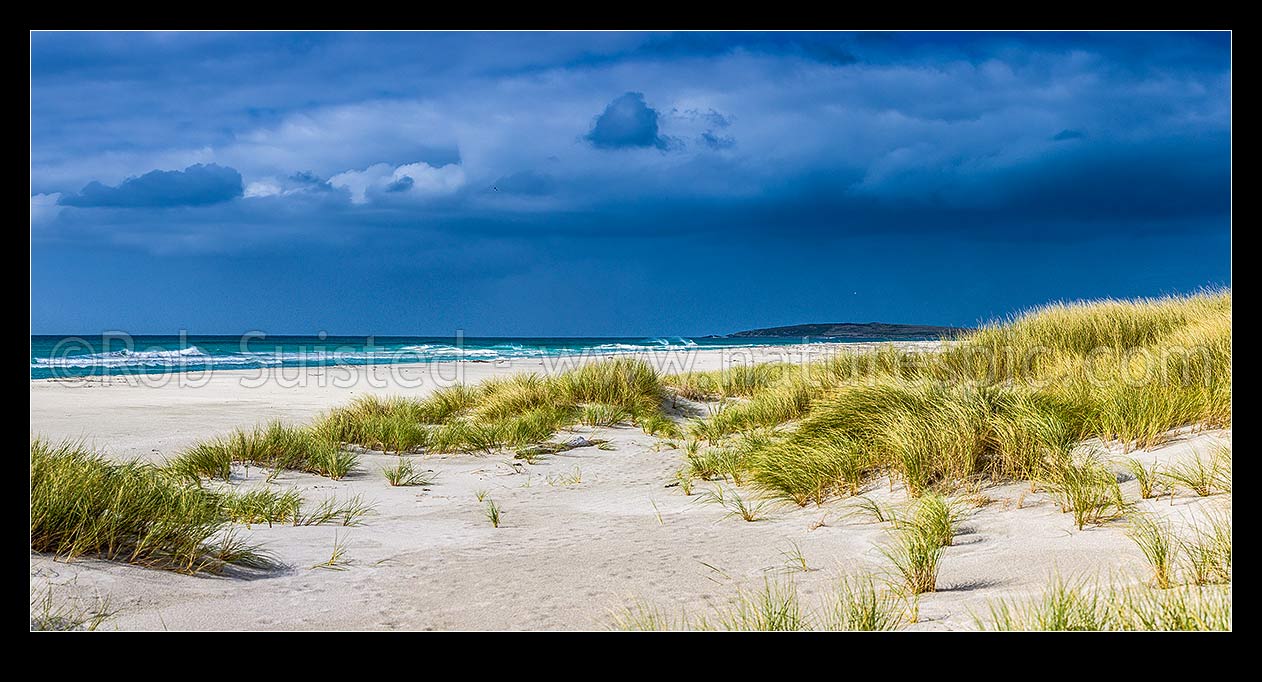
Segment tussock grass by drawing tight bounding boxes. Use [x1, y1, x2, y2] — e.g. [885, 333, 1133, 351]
[677, 292, 1229, 503]
[639, 413, 683, 439]
[311, 533, 351, 570]
[295, 495, 375, 527]
[611, 601, 682, 631]
[168, 421, 358, 481]
[1163, 446, 1231, 497]
[1039, 452, 1127, 530]
[31, 439, 273, 573]
[716, 578, 808, 631]
[1182, 506, 1232, 585]
[614, 575, 905, 631]
[881, 519, 944, 595]
[980, 577, 1231, 631]
[663, 363, 793, 401]
[485, 499, 502, 527]
[315, 357, 665, 455]
[383, 458, 435, 487]
[1126, 505, 1232, 589]
[819, 575, 904, 631]
[30, 584, 116, 631]
[913, 492, 962, 547]
[1128, 514, 1178, 589]
[848, 495, 897, 524]
[1122, 459, 1165, 499]
[779, 541, 810, 573]
[698, 485, 772, 522]
[219, 488, 303, 526]
[577, 403, 630, 427]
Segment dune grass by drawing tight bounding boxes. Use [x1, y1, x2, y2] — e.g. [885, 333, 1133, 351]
[614, 574, 905, 631]
[1127, 506, 1232, 589]
[383, 458, 435, 487]
[1128, 514, 1178, 589]
[880, 510, 945, 595]
[30, 584, 116, 631]
[697, 484, 772, 522]
[168, 421, 359, 482]
[1162, 445, 1231, 497]
[1122, 459, 1165, 499]
[31, 439, 273, 573]
[311, 533, 351, 571]
[666, 291, 1228, 505]
[485, 499, 502, 528]
[312, 357, 666, 455]
[1040, 452, 1127, 530]
[219, 488, 303, 527]
[819, 575, 906, 631]
[979, 577, 1231, 631]
[295, 495, 375, 527]
[1182, 506, 1232, 586]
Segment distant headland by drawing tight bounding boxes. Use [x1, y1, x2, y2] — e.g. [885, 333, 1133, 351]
[718, 322, 969, 340]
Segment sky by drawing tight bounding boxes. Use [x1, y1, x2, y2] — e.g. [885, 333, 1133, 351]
[30, 31, 1231, 336]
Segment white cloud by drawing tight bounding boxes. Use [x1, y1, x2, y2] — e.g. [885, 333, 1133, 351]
[30, 193, 63, 226]
[329, 161, 465, 204]
[243, 180, 282, 198]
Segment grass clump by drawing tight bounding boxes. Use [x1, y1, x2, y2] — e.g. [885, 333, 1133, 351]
[1162, 446, 1231, 497]
[1181, 506, 1232, 585]
[485, 500, 503, 528]
[577, 403, 630, 427]
[168, 421, 358, 481]
[678, 291, 1230, 503]
[383, 458, 435, 487]
[1040, 453, 1126, 530]
[31, 439, 270, 573]
[311, 533, 351, 570]
[871, 492, 966, 595]
[614, 575, 905, 631]
[639, 413, 683, 438]
[980, 577, 1231, 631]
[313, 357, 666, 456]
[819, 575, 904, 631]
[30, 584, 116, 631]
[219, 488, 303, 526]
[1122, 459, 1165, 499]
[716, 578, 809, 631]
[295, 495, 375, 527]
[912, 492, 962, 547]
[698, 485, 772, 522]
[1128, 514, 1178, 589]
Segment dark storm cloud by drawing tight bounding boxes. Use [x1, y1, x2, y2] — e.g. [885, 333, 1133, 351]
[585, 92, 671, 150]
[30, 32, 1230, 334]
[59, 163, 243, 208]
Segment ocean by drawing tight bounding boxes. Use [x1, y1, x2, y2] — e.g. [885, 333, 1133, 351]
[27, 334, 915, 380]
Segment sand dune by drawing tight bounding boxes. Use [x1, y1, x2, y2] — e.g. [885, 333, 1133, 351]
[29, 347, 1229, 630]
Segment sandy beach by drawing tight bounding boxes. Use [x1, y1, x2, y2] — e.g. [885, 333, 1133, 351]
[29, 343, 1230, 631]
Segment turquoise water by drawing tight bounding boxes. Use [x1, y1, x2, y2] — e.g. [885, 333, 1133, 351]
[29, 334, 912, 380]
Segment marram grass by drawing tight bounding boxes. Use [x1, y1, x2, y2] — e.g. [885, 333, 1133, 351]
[315, 357, 667, 455]
[979, 577, 1231, 631]
[31, 439, 273, 573]
[168, 421, 359, 482]
[677, 291, 1229, 503]
[613, 575, 905, 631]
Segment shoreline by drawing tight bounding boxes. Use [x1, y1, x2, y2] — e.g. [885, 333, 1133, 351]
[31, 342, 940, 462]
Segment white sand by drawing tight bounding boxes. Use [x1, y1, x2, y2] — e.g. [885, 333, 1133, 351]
[29, 345, 1230, 631]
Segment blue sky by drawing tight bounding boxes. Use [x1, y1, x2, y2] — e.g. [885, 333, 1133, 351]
[30, 31, 1231, 335]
